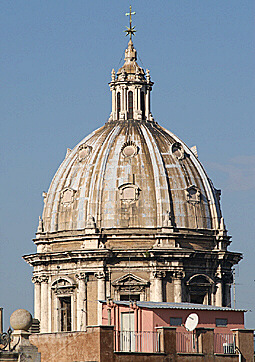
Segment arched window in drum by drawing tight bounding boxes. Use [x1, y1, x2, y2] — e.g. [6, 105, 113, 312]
[117, 92, 121, 120]
[141, 91, 145, 119]
[128, 91, 133, 119]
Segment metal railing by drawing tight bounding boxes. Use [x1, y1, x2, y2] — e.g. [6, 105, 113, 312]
[176, 331, 198, 353]
[114, 330, 160, 352]
[214, 333, 236, 354]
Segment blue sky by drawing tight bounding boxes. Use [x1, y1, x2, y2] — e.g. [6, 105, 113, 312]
[0, 1, 254, 329]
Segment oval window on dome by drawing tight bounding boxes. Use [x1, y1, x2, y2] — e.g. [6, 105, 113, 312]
[123, 145, 136, 157]
[172, 142, 185, 160]
[78, 143, 92, 162]
[121, 141, 138, 158]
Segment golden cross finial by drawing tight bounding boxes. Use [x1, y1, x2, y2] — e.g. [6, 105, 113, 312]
[125, 5, 136, 40]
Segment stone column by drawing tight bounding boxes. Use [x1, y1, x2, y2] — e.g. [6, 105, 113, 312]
[145, 88, 150, 119]
[32, 276, 41, 321]
[173, 272, 183, 303]
[40, 275, 49, 333]
[152, 271, 164, 302]
[215, 280, 222, 306]
[137, 87, 141, 111]
[124, 86, 127, 119]
[95, 272, 105, 324]
[112, 88, 116, 113]
[75, 272, 87, 331]
[134, 86, 138, 114]
[225, 283, 231, 307]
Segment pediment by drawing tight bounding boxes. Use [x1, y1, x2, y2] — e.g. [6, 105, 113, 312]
[112, 273, 149, 287]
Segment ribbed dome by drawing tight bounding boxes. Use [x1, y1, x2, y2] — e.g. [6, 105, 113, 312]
[42, 120, 221, 233]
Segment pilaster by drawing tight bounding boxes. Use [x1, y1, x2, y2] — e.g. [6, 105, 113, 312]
[173, 271, 183, 303]
[151, 271, 165, 302]
[32, 276, 41, 321]
[75, 272, 87, 331]
[40, 275, 49, 333]
[95, 271, 106, 324]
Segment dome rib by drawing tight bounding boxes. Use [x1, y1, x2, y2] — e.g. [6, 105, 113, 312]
[162, 127, 220, 229]
[42, 120, 222, 233]
[140, 124, 171, 227]
[93, 125, 122, 228]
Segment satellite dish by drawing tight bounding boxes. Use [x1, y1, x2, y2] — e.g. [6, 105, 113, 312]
[184, 313, 199, 332]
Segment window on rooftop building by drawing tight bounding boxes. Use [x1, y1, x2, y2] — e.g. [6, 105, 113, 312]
[170, 317, 182, 326]
[216, 318, 228, 327]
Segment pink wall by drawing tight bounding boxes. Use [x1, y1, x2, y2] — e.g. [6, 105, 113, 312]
[152, 308, 244, 333]
[102, 303, 245, 333]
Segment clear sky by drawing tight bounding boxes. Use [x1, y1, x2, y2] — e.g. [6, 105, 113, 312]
[0, 0, 254, 329]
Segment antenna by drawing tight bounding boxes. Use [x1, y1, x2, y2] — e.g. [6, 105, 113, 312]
[233, 268, 236, 309]
[184, 313, 199, 332]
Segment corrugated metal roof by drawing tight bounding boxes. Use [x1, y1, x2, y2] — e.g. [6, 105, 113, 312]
[101, 300, 247, 312]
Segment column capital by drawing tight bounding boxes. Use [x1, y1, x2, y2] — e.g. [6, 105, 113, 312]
[173, 271, 184, 280]
[153, 271, 166, 279]
[95, 271, 105, 279]
[32, 276, 41, 284]
[40, 275, 49, 284]
[75, 272, 87, 281]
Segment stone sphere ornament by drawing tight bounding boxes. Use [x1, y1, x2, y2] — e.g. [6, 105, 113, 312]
[10, 309, 33, 331]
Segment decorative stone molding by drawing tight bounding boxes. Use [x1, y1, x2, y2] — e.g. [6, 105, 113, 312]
[190, 145, 198, 158]
[153, 271, 166, 279]
[95, 271, 106, 279]
[75, 272, 87, 281]
[78, 143, 92, 162]
[111, 68, 115, 82]
[146, 69, 151, 82]
[32, 276, 41, 285]
[42, 191, 47, 203]
[40, 275, 49, 284]
[60, 187, 76, 206]
[173, 271, 184, 280]
[51, 277, 76, 295]
[163, 210, 175, 228]
[172, 142, 185, 160]
[218, 217, 227, 236]
[119, 68, 126, 81]
[65, 148, 72, 158]
[185, 185, 201, 204]
[36, 216, 44, 234]
[121, 140, 139, 158]
[85, 215, 98, 235]
[118, 182, 140, 202]
[186, 273, 214, 286]
[112, 273, 149, 298]
[86, 214, 96, 229]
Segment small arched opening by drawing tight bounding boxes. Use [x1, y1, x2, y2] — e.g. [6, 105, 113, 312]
[117, 92, 121, 120]
[128, 91, 133, 119]
[141, 91, 145, 119]
[186, 274, 214, 305]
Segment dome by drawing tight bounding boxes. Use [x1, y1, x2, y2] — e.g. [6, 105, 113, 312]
[42, 119, 221, 234]
[25, 16, 242, 334]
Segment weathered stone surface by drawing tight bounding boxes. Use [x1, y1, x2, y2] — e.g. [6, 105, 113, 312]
[10, 310, 32, 331]
[23, 39, 242, 334]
